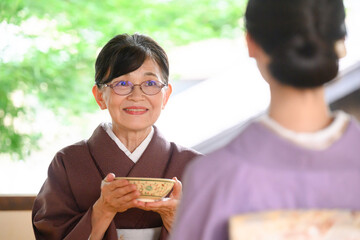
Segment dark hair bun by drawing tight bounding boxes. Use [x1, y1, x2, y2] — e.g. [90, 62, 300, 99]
[270, 35, 339, 88]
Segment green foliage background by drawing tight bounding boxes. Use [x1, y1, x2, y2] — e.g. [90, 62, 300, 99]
[0, 0, 246, 160]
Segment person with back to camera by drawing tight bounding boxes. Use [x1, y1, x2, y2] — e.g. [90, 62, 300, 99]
[170, 0, 360, 239]
[32, 33, 201, 240]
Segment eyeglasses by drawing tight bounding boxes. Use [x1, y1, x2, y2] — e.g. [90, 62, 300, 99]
[99, 80, 167, 96]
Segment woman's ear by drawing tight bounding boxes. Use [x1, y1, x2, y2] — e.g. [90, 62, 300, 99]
[161, 83, 172, 109]
[246, 32, 259, 58]
[335, 38, 347, 59]
[92, 85, 107, 110]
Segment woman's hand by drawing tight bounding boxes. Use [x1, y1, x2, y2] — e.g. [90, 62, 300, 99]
[137, 177, 182, 232]
[90, 173, 141, 240]
[97, 173, 141, 213]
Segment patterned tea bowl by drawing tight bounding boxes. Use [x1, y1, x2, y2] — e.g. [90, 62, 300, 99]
[115, 177, 175, 202]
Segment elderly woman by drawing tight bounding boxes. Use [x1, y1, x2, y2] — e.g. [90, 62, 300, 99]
[171, 0, 360, 239]
[32, 33, 201, 240]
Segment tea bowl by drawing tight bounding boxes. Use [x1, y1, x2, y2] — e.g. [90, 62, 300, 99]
[115, 177, 175, 202]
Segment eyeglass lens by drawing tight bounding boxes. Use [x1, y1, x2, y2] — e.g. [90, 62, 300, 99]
[111, 80, 164, 95]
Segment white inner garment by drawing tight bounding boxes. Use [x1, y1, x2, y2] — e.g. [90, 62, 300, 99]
[257, 111, 350, 150]
[102, 122, 154, 163]
[116, 228, 161, 240]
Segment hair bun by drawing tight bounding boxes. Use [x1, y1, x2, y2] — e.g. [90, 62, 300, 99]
[269, 35, 339, 88]
[292, 36, 317, 59]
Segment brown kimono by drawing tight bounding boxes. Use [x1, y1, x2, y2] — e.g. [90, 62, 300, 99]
[32, 125, 201, 240]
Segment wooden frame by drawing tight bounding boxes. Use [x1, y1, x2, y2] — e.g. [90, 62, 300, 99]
[0, 195, 36, 211]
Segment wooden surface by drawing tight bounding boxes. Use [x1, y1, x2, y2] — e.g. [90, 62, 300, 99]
[0, 195, 36, 210]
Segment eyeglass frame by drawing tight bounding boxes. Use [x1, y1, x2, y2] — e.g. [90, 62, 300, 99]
[97, 80, 168, 96]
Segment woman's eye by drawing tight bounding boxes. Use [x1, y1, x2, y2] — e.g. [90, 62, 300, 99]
[145, 80, 157, 87]
[115, 81, 128, 87]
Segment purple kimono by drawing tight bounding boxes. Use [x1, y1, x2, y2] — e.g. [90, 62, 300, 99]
[32, 125, 201, 240]
[170, 118, 360, 240]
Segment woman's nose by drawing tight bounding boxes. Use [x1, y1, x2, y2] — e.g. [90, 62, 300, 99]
[128, 85, 144, 100]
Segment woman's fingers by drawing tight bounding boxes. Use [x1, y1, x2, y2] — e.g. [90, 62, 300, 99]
[100, 173, 116, 189]
[170, 177, 182, 199]
[112, 182, 137, 195]
[115, 187, 140, 202]
[139, 198, 178, 232]
[105, 173, 115, 182]
[105, 179, 131, 190]
[140, 198, 177, 213]
[100, 176, 141, 212]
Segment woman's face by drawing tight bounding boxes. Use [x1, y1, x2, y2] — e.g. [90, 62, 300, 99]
[93, 58, 172, 135]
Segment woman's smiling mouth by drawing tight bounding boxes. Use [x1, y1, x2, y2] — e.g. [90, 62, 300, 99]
[123, 106, 149, 115]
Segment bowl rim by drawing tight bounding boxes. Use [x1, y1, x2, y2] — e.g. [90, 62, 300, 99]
[114, 177, 175, 183]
